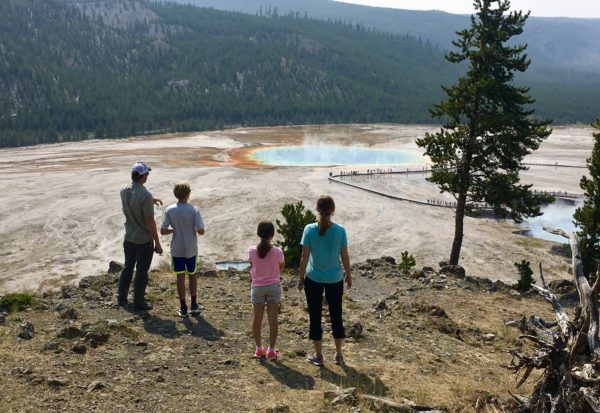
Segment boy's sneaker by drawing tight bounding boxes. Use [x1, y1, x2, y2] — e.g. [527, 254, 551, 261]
[254, 347, 266, 359]
[177, 306, 188, 317]
[189, 304, 201, 315]
[334, 353, 345, 366]
[267, 349, 278, 361]
[307, 353, 324, 366]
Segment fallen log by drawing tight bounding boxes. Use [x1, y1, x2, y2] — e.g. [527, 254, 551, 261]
[507, 233, 600, 412]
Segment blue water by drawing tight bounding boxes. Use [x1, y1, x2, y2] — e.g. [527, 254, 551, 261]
[522, 199, 582, 243]
[251, 145, 423, 166]
[215, 261, 250, 271]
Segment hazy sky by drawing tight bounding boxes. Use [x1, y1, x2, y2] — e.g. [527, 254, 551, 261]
[334, 1, 600, 18]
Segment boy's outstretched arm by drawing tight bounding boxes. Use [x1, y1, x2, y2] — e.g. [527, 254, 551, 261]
[161, 227, 173, 235]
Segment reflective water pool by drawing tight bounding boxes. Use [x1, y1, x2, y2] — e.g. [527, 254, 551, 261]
[251, 145, 423, 166]
[215, 261, 250, 271]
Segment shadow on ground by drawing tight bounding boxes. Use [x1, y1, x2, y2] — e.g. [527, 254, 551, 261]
[128, 308, 224, 341]
[263, 360, 316, 390]
[320, 364, 389, 396]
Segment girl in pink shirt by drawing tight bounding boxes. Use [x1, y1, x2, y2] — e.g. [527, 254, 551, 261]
[248, 221, 285, 360]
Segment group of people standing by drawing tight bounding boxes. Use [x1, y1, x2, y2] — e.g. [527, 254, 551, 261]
[118, 162, 352, 366]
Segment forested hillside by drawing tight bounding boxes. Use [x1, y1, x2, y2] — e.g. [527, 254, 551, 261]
[0, 0, 457, 147]
[180, 0, 600, 123]
[0, 0, 598, 147]
[182, 0, 600, 73]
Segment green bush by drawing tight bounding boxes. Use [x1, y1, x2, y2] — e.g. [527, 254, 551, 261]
[398, 251, 416, 275]
[514, 260, 535, 293]
[0, 292, 34, 313]
[550, 243, 572, 259]
[276, 201, 316, 268]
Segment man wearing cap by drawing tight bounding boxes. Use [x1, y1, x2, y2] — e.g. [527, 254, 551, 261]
[118, 161, 163, 310]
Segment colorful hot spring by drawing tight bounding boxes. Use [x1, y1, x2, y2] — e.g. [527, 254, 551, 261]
[250, 145, 423, 166]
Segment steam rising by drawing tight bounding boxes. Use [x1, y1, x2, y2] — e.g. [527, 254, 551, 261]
[251, 144, 422, 166]
[523, 199, 582, 243]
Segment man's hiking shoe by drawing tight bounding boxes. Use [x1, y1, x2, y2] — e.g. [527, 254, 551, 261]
[133, 302, 153, 311]
[189, 304, 200, 315]
[307, 353, 324, 366]
[335, 353, 345, 366]
[254, 347, 266, 359]
[178, 306, 188, 317]
[267, 349, 278, 361]
[117, 298, 128, 307]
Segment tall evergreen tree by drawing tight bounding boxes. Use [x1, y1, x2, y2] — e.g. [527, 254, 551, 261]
[574, 118, 600, 279]
[416, 0, 552, 265]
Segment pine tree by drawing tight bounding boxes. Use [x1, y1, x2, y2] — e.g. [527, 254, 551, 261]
[573, 118, 600, 279]
[275, 201, 316, 268]
[514, 259, 535, 293]
[416, 0, 552, 265]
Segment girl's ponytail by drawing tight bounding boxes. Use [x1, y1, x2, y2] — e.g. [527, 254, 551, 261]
[256, 221, 275, 258]
[317, 195, 335, 236]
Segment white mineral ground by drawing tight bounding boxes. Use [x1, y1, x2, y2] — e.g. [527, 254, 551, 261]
[0, 124, 593, 292]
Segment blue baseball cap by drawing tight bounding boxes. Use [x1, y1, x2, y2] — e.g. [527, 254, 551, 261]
[131, 161, 152, 175]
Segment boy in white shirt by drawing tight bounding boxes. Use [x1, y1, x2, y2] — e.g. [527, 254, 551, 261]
[161, 182, 205, 317]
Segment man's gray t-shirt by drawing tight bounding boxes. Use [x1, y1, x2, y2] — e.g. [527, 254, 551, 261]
[161, 203, 205, 258]
[120, 182, 154, 244]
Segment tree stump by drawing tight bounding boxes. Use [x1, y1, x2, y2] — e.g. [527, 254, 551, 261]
[507, 233, 600, 412]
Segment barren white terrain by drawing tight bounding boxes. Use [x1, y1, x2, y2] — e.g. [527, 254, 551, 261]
[0, 124, 593, 292]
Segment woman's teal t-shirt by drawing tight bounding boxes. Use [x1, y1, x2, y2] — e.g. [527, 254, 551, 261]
[301, 223, 348, 283]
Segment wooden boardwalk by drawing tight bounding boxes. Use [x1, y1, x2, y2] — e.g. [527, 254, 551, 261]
[329, 163, 584, 209]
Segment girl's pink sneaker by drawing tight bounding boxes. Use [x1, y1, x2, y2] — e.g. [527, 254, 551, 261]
[267, 349, 277, 361]
[254, 347, 266, 359]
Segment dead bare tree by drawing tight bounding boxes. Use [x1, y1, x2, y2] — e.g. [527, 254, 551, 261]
[506, 231, 600, 412]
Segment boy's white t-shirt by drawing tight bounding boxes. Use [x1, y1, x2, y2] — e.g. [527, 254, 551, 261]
[161, 203, 205, 258]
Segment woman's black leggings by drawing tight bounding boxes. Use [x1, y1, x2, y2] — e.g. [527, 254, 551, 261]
[304, 277, 345, 341]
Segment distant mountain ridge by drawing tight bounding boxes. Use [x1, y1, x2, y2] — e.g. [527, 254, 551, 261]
[178, 0, 600, 74]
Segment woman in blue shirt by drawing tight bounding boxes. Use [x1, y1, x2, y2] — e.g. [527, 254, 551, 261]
[299, 195, 352, 366]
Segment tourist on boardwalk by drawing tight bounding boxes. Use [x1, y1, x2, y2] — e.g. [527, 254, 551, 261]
[160, 182, 205, 317]
[118, 162, 163, 310]
[299, 195, 352, 366]
[248, 221, 285, 360]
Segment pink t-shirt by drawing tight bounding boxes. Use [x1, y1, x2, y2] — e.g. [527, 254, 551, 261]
[248, 246, 284, 287]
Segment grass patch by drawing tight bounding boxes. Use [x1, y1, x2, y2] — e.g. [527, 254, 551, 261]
[0, 292, 35, 313]
[108, 324, 140, 340]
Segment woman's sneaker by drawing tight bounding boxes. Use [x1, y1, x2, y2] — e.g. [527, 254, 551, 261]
[178, 305, 188, 317]
[267, 349, 278, 361]
[334, 353, 345, 366]
[254, 347, 266, 359]
[307, 353, 324, 366]
[190, 304, 200, 315]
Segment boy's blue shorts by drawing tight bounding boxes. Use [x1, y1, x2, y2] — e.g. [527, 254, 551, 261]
[171, 256, 198, 275]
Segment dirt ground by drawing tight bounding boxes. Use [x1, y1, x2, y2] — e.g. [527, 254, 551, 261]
[0, 124, 594, 292]
[0, 259, 563, 412]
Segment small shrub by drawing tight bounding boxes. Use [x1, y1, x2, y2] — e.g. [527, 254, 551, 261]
[514, 260, 535, 293]
[550, 243, 572, 259]
[276, 201, 316, 268]
[0, 292, 34, 313]
[398, 251, 416, 275]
